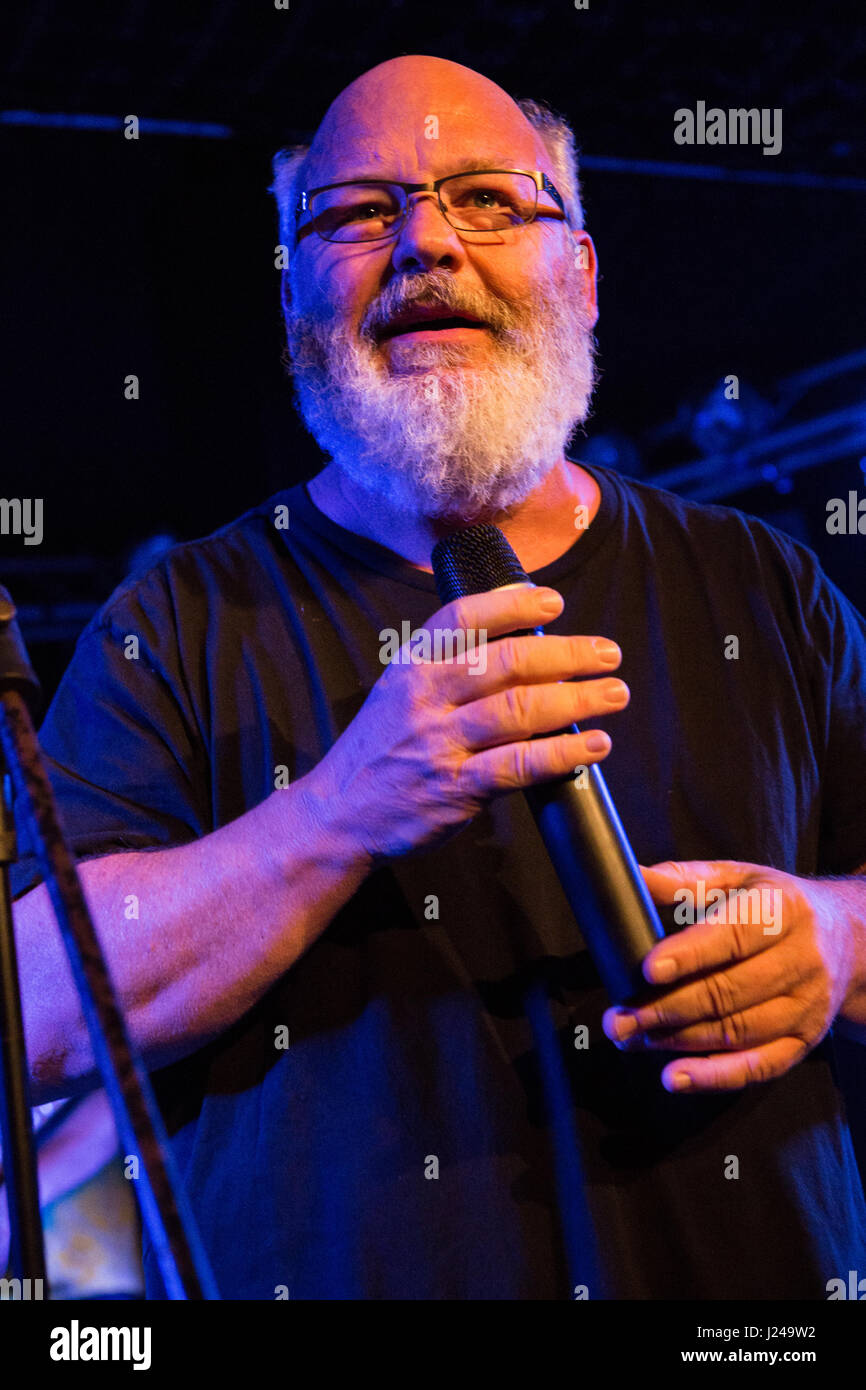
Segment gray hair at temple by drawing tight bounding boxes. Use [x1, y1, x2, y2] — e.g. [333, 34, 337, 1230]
[269, 97, 585, 262]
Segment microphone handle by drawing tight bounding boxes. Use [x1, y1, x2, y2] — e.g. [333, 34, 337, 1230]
[521, 623, 666, 1003]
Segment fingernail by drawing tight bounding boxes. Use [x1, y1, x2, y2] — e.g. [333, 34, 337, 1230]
[612, 1011, 638, 1041]
[593, 639, 621, 665]
[603, 680, 629, 706]
[650, 957, 678, 983]
[539, 590, 563, 614]
[585, 731, 610, 753]
[669, 1072, 692, 1091]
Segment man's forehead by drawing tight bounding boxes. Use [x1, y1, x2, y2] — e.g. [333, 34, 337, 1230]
[305, 57, 546, 185]
[308, 140, 544, 185]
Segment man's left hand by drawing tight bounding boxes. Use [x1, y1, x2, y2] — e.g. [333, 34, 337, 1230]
[601, 860, 861, 1094]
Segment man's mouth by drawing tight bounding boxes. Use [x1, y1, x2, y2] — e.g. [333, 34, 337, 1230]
[377, 306, 488, 341]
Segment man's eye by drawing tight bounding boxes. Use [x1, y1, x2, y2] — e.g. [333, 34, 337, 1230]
[343, 201, 389, 223]
[452, 185, 522, 215]
[466, 189, 505, 209]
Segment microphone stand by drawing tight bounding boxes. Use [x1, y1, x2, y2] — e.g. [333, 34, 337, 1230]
[0, 756, 45, 1286]
[0, 585, 218, 1298]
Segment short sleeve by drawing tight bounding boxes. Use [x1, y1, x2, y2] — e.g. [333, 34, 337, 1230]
[9, 565, 210, 902]
[810, 568, 866, 876]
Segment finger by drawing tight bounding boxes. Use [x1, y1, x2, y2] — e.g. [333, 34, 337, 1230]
[433, 631, 623, 705]
[640, 859, 771, 903]
[456, 675, 629, 751]
[604, 995, 807, 1054]
[658, 1037, 809, 1093]
[613, 950, 790, 1035]
[642, 904, 783, 988]
[461, 728, 612, 796]
[430, 585, 566, 642]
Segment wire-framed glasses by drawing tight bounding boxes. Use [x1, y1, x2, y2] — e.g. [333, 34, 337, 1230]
[294, 169, 567, 244]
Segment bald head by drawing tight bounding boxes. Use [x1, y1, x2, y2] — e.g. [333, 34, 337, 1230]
[307, 56, 548, 184]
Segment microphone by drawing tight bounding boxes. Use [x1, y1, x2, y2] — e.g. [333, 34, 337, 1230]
[431, 524, 665, 1004]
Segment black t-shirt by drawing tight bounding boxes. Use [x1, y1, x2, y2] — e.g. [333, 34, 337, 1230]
[11, 461, 866, 1300]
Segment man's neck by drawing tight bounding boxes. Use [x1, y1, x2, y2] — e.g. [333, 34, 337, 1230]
[305, 457, 601, 575]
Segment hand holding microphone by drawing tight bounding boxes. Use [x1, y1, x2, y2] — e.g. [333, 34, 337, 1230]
[302, 517, 662, 1002]
[302, 583, 625, 887]
[431, 524, 666, 1003]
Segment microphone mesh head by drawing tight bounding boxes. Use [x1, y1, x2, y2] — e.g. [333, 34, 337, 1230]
[431, 525, 530, 604]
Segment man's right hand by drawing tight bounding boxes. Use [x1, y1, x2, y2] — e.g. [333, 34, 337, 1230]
[299, 585, 629, 865]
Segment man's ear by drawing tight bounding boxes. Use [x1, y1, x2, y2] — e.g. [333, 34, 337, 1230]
[571, 229, 598, 326]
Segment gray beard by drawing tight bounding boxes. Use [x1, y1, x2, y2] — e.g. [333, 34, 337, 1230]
[284, 257, 598, 521]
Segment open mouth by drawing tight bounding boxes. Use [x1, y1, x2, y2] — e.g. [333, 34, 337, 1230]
[378, 311, 487, 341]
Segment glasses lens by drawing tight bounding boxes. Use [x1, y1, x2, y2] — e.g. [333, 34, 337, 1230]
[308, 184, 404, 243]
[439, 172, 537, 230]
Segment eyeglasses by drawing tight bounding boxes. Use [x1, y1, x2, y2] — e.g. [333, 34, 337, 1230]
[294, 169, 568, 245]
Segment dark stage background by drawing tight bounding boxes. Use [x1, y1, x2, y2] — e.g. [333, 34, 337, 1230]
[2, 0, 865, 702]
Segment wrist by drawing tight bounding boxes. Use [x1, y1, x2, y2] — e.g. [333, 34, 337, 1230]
[818, 876, 866, 1026]
[275, 766, 375, 885]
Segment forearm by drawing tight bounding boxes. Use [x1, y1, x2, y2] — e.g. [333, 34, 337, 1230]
[13, 775, 372, 1103]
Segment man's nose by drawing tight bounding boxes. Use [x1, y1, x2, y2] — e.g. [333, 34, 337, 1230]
[390, 193, 467, 272]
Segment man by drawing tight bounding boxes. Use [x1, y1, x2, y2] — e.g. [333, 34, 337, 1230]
[10, 55, 866, 1299]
